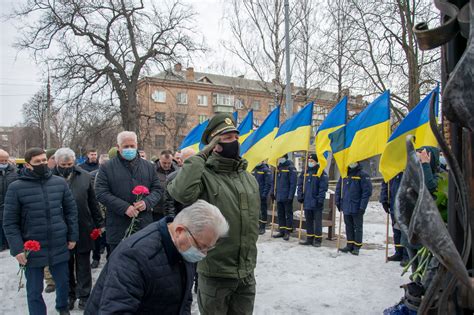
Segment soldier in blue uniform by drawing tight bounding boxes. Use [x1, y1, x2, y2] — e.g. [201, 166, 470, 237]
[380, 173, 408, 262]
[335, 161, 373, 255]
[297, 154, 329, 247]
[252, 161, 273, 235]
[272, 154, 297, 241]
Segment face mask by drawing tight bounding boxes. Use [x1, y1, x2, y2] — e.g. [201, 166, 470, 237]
[348, 162, 358, 169]
[278, 158, 286, 165]
[121, 148, 137, 161]
[0, 163, 8, 169]
[31, 163, 49, 177]
[57, 166, 73, 178]
[439, 156, 446, 165]
[180, 245, 207, 263]
[308, 162, 317, 168]
[218, 140, 240, 159]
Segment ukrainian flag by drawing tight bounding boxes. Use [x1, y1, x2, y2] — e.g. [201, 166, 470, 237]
[314, 97, 347, 176]
[179, 120, 209, 152]
[329, 91, 390, 177]
[379, 87, 439, 182]
[238, 110, 254, 143]
[268, 102, 314, 166]
[241, 106, 280, 171]
[233, 111, 238, 122]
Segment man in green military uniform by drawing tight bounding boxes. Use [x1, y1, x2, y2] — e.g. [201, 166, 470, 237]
[168, 113, 260, 315]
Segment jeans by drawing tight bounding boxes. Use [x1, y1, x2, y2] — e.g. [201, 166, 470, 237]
[25, 261, 69, 315]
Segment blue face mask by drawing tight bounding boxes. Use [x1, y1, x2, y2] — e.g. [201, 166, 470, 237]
[181, 245, 207, 263]
[278, 158, 286, 165]
[121, 148, 137, 161]
[308, 162, 317, 168]
[0, 163, 8, 169]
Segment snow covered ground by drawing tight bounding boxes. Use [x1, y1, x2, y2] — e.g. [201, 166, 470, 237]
[0, 202, 409, 314]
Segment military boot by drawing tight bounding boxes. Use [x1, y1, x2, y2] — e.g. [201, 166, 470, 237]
[273, 231, 285, 238]
[351, 247, 360, 256]
[259, 223, 266, 235]
[283, 230, 290, 241]
[387, 252, 403, 262]
[339, 244, 353, 253]
[312, 239, 322, 247]
[299, 236, 313, 245]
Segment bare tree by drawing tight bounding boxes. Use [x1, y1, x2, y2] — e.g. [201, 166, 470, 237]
[12, 0, 200, 136]
[223, 0, 300, 112]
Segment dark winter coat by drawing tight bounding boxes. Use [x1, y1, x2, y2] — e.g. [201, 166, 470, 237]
[162, 169, 183, 216]
[252, 163, 273, 200]
[380, 172, 402, 211]
[3, 168, 78, 267]
[95, 154, 163, 245]
[52, 166, 103, 253]
[419, 146, 440, 194]
[335, 165, 373, 215]
[0, 164, 18, 220]
[79, 159, 99, 173]
[274, 160, 297, 202]
[297, 166, 329, 211]
[153, 162, 177, 216]
[84, 217, 194, 315]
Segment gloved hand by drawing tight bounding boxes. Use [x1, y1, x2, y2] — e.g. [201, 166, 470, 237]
[197, 136, 221, 160]
[297, 198, 304, 203]
[382, 202, 390, 213]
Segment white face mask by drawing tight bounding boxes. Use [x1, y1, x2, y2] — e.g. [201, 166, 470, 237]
[0, 163, 9, 169]
[278, 158, 286, 164]
[349, 162, 358, 169]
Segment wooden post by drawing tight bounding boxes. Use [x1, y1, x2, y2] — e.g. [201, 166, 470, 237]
[298, 150, 310, 240]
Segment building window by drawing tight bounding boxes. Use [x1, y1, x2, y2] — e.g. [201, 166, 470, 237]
[176, 92, 188, 105]
[213, 93, 234, 106]
[199, 115, 208, 123]
[252, 100, 261, 111]
[198, 95, 208, 106]
[151, 90, 166, 103]
[234, 99, 244, 110]
[155, 135, 166, 148]
[155, 112, 166, 123]
[176, 113, 186, 125]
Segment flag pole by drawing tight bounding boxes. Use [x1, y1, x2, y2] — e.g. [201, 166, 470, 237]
[270, 166, 278, 237]
[298, 150, 310, 240]
[385, 181, 391, 263]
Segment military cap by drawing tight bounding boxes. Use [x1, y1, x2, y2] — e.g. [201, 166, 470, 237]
[308, 153, 318, 161]
[46, 148, 57, 160]
[108, 147, 118, 159]
[201, 113, 239, 145]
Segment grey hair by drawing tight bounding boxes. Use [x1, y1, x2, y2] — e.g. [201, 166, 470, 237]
[174, 200, 229, 238]
[117, 131, 137, 146]
[54, 148, 76, 163]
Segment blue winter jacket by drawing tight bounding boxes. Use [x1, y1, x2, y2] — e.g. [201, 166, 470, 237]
[275, 160, 297, 202]
[252, 163, 273, 199]
[85, 217, 194, 315]
[3, 168, 78, 267]
[380, 172, 402, 211]
[297, 166, 329, 211]
[335, 165, 373, 215]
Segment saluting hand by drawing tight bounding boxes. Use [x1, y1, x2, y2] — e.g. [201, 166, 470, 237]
[198, 136, 221, 160]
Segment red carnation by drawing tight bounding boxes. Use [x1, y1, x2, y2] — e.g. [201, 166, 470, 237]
[90, 228, 102, 241]
[132, 185, 150, 196]
[24, 240, 41, 252]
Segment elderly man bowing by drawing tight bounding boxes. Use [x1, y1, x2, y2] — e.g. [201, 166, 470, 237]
[169, 113, 260, 315]
[95, 131, 164, 255]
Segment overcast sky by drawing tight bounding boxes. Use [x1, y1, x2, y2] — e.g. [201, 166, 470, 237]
[0, 0, 244, 127]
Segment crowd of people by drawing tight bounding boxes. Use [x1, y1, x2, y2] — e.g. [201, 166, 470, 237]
[0, 112, 443, 315]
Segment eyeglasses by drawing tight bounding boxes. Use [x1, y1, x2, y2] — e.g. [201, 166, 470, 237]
[185, 227, 216, 253]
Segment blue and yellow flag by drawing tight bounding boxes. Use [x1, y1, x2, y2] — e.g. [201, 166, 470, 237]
[238, 110, 254, 143]
[379, 87, 439, 182]
[268, 102, 314, 166]
[241, 106, 280, 171]
[329, 91, 390, 177]
[179, 120, 209, 152]
[233, 111, 238, 122]
[314, 97, 347, 176]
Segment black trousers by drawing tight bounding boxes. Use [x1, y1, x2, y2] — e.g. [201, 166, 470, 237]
[390, 211, 406, 256]
[68, 250, 92, 300]
[92, 232, 108, 261]
[107, 243, 118, 260]
[277, 200, 293, 232]
[259, 197, 268, 227]
[344, 213, 364, 248]
[304, 210, 323, 241]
